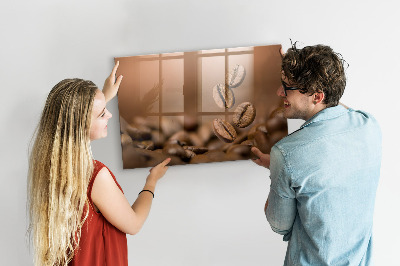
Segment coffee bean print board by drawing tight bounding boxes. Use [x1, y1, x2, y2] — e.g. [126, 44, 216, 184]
[115, 44, 288, 169]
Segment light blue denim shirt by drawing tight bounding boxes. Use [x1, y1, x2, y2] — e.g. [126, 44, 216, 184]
[266, 105, 382, 266]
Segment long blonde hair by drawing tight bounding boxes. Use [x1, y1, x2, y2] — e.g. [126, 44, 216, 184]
[28, 79, 98, 265]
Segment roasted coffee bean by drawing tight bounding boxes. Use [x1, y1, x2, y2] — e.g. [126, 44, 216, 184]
[221, 143, 233, 152]
[226, 144, 252, 158]
[151, 130, 166, 148]
[247, 123, 268, 140]
[241, 139, 254, 146]
[121, 133, 133, 146]
[190, 154, 212, 164]
[266, 116, 288, 133]
[227, 64, 246, 88]
[122, 145, 148, 168]
[206, 139, 225, 151]
[161, 119, 182, 138]
[232, 102, 256, 128]
[212, 119, 237, 143]
[119, 116, 129, 135]
[133, 140, 154, 150]
[269, 107, 285, 119]
[254, 131, 272, 154]
[269, 130, 287, 146]
[212, 83, 235, 109]
[133, 116, 160, 130]
[163, 144, 186, 159]
[147, 155, 184, 167]
[188, 132, 204, 147]
[232, 132, 248, 144]
[164, 139, 186, 147]
[126, 124, 152, 141]
[183, 149, 196, 160]
[203, 150, 227, 162]
[169, 130, 191, 145]
[183, 146, 208, 154]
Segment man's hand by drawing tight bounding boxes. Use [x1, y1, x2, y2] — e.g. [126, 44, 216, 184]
[251, 147, 271, 169]
[103, 61, 123, 103]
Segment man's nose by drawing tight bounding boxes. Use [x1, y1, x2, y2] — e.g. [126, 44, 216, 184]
[277, 84, 285, 97]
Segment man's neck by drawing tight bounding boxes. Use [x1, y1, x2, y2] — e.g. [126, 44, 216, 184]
[305, 104, 327, 121]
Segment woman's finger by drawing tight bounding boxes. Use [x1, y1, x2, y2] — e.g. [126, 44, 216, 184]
[111, 61, 120, 77]
[161, 158, 171, 166]
[115, 75, 123, 88]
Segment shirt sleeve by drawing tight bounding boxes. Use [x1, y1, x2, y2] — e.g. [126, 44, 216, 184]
[266, 146, 297, 241]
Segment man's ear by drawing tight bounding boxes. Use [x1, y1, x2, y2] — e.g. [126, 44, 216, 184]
[313, 91, 325, 104]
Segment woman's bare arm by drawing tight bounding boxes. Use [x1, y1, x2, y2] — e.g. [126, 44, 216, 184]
[91, 158, 170, 235]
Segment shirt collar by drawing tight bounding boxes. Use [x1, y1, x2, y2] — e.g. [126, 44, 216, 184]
[300, 105, 349, 129]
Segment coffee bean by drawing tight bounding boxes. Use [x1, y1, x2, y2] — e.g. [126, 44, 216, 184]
[212, 83, 235, 109]
[133, 116, 160, 130]
[266, 116, 288, 133]
[189, 132, 204, 147]
[206, 139, 225, 151]
[163, 144, 186, 159]
[164, 139, 187, 147]
[133, 140, 154, 150]
[203, 150, 227, 162]
[183, 146, 208, 154]
[183, 149, 196, 160]
[269, 107, 285, 119]
[147, 155, 184, 167]
[212, 118, 237, 143]
[121, 133, 133, 146]
[241, 139, 254, 146]
[247, 123, 268, 140]
[226, 144, 252, 158]
[190, 154, 212, 164]
[161, 118, 182, 138]
[126, 124, 152, 141]
[122, 145, 148, 168]
[169, 130, 191, 145]
[227, 64, 246, 88]
[119, 116, 129, 135]
[232, 102, 256, 128]
[269, 131, 287, 146]
[151, 130, 165, 148]
[221, 143, 233, 152]
[254, 131, 272, 154]
[232, 132, 248, 144]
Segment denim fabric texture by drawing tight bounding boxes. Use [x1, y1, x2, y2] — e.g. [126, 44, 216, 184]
[266, 105, 382, 266]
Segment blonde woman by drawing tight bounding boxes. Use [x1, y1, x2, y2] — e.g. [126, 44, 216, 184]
[27, 62, 171, 266]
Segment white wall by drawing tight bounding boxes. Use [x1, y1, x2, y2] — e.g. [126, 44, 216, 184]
[1, 0, 399, 265]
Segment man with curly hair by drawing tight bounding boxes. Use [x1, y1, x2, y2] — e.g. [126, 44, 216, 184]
[251, 43, 382, 266]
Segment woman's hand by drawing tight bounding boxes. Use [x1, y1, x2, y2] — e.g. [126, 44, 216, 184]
[146, 158, 171, 185]
[103, 61, 123, 103]
[251, 147, 271, 169]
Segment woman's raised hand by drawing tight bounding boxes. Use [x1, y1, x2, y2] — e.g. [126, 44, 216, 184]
[103, 61, 123, 103]
[147, 158, 171, 185]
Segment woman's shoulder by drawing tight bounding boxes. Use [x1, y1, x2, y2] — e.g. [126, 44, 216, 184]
[91, 160, 123, 193]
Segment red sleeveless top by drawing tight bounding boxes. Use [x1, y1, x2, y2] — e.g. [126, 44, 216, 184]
[69, 160, 128, 266]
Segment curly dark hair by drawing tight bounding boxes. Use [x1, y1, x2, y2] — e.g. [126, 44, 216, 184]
[281, 42, 348, 107]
